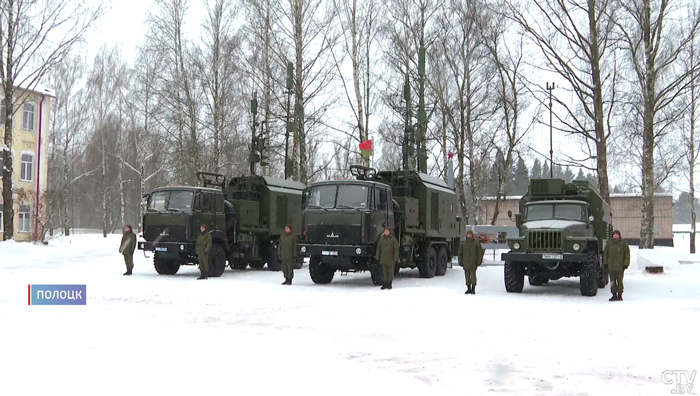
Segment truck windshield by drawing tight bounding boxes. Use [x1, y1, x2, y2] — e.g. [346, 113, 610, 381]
[305, 184, 369, 209]
[526, 203, 585, 221]
[147, 191, 194, 213]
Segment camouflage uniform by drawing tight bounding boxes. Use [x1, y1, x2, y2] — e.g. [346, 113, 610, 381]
[604, 234, 630, 301]
[196, 226, 212, 280]
[375, 233, 399, 289]
[279, 230, 298, 285]
[119, 226, 136, 275]
[458, 231, 484, 294]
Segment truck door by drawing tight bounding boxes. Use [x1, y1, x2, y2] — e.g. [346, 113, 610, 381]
[194, 192, 217, 231]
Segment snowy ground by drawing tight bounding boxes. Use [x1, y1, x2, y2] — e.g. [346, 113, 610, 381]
[1, 234, 699, 396]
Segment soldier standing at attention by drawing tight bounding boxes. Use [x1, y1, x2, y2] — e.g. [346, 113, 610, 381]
[119, 225, 136, 276]
[279, 224, 298, 285]
[196, 224, 212, 280]
[604, 230, 630, 301]
[375, 227, 399, 290]
[459, 230, 484, 294]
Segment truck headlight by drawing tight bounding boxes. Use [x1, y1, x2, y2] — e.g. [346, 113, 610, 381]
[301, 246, 306, 253]
[572, 243, 580, 251]
[139, 242, 144, 249]
[513, 242, 521, 250]
[180, 244, 185, 250]
[355, 248, 362, 255]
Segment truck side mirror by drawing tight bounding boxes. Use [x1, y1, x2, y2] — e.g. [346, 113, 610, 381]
[507, 210, 513, 219]
[515, 213, 522, 228]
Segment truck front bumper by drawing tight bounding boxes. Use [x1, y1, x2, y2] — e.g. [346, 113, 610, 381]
[501, 252, 589, 264]
[138, 241, 195, 254]
[299, 244, 372, 258]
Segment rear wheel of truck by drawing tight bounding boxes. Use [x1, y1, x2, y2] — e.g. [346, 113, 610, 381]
[596, 253, 608, 288]
[370, 264, 384, 285]
[265, 240, 282, 271]
[528, 273, 548, 286]
[580, 253, 598, 296]
[418, 247, 437, 278]
[249, 260, 265, 269]
[154, 255, 180, 275]
[435, 246, 449, 276]
[229, 257, 248, 270]
[504, 261, 524, 292]
[208, 244, 227, 277]
[309, 256, 334, 284]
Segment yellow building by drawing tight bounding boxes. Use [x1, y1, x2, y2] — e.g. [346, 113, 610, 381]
[0, 85, 53, 242]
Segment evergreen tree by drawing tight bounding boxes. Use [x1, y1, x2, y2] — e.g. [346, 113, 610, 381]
[563, 167, 575, 183]
[531, 158, 542, 179]
[513, 157, 529, 195]
[575, 168, 585, 180]
[541, 160, 550, 178]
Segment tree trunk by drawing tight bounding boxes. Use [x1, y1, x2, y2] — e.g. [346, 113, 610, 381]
[2, 0, 16, 241]
[690, 42, 698, 254]
[293, 0, 306, 182]
[639, 0, 656, 249]
[101, 126, 108, 238]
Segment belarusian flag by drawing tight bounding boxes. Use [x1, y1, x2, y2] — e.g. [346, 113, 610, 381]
[359, 139, 372, 157]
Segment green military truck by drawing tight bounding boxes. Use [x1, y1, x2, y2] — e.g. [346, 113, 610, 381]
[299, 165, 463, 285]
[137, 172, 305, 276]
[501, 178, 612, 296]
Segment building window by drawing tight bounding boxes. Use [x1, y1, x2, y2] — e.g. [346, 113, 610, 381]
[21, 152, 34, 182]
[19, 205, 31, 233]
[23, 102, 35, 131]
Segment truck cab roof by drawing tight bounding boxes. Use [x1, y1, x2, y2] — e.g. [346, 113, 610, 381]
[150, 186, 224, 195]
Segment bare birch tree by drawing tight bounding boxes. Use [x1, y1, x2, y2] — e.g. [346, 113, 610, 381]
[616, 0, 700, 248]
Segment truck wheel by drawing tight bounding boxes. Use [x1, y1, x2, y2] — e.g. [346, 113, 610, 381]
[154, 255, 180, 275]
[229, 257, 247, 270]
[528, 274, 548, 286]
[418, 247, 437, 278]
[309, 256, 334, 284]
[265, 241, 282, 271]
[580, 254, 598, 296]
[596, 253, 608, 288]
[435, 246, 448, 276]
[504, 261, 524, 292]
[249, 260, 265, 269]
[370, 265, 384, 285]
[208, 244, 226, 277]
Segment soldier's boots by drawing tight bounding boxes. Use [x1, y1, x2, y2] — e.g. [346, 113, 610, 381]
[471, 286, 476, 294]
[281, 279, 291, 285]
[381, 282, 387, 290]
[197, 271, 208, 280]
[609, 293, 618, 301]
[387, 281, 392, 290]
[618, 292, 623, 301]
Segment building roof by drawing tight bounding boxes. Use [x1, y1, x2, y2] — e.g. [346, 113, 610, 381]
[15, 83, 56, 98]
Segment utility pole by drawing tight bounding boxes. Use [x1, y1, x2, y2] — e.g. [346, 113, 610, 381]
[546, 82, 555, 178]
[285, 61, 294, 180]
[403, 73, 412, 171]
[250, 92, 258, 175]
[417, 45, 428, 173]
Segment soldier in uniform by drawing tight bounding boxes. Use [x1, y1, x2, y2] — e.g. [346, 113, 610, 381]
[375, 227, 399, 290]
[458, 230, 484, 294]
[196, 224, 212, 280]
[604, 230, 630, 301]
[279, 224, 298, 285]
[119, 225, 136, 275]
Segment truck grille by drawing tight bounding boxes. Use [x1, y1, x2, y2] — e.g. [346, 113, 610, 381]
[305, 225, 363, 245]
[144, 225, 187, 243]
[528, 231, 561, 250]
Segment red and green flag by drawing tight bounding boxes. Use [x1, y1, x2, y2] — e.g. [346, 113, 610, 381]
[359, 139, 373, 158]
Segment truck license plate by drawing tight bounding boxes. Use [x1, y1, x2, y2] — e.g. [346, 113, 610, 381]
[542, 253, 563, 260]
[155, 247, 167, 252]
[322, 251, 338, 256]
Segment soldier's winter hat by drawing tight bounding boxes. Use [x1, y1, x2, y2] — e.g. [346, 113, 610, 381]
[125, 225, 133, 232]
[612, 230, 621, 237]
[285, 224, 292, 231]
[466, 230, 474, 236]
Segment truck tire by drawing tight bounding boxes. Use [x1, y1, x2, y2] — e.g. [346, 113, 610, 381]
[229, 257, 247, 270]
[154, 255, 180, 275]
[597, 253, 608, 288]
[208, 244, 227, 277]
[370, 264, 384, 286]
[249, 260, 265, 269]
[504, 261, 524, 292]
[265, 241, 282, 271]
[528, 274, 548, 286]
[418, 247, 437, 278]
[309, 256, 334, 284]
[435, 246, 448, 276]
[580, 254, 598, 296]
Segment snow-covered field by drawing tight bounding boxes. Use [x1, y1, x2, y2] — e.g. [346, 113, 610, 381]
[1, 234, 699, 396]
